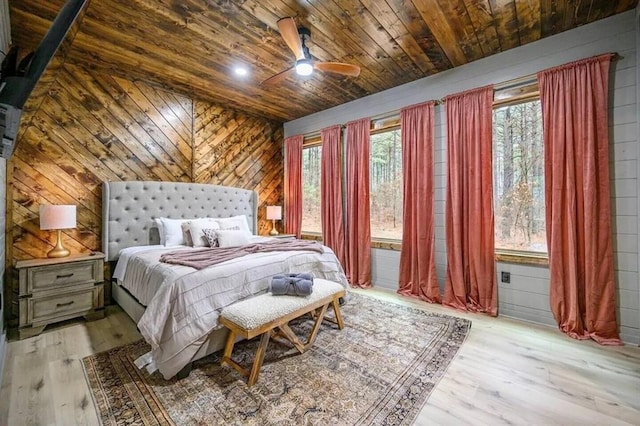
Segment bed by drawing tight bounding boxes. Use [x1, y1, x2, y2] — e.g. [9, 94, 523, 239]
[102, 181, 349, 379]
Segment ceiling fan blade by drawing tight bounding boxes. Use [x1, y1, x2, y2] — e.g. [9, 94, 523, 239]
[277, 17, 304, 60]
[314, 62, 361, 77]
[261, 66, 296, 85]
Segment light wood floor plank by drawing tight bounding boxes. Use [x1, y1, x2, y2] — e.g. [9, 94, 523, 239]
[0, 290, 638, 425]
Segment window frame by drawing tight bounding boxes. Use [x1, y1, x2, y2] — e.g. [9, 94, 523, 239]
[492, 82, 548, 266]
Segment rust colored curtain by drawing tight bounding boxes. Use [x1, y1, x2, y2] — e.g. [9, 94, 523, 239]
[284, 134, 303, 238]
[397, 101, 441, 303]
[345, 118, 371, 288]
[443, 86, 497, 316]
[320, 125, 346, 267]
[538, 54, 621, 345]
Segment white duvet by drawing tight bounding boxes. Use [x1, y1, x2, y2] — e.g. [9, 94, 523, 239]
[116, 241, 349, 379]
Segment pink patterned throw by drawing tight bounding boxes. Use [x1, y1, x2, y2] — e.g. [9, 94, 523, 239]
[159, 239, 325, 269]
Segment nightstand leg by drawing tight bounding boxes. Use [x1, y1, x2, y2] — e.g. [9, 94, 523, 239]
[84, 309, 105, 321]
[19, 325, 46, 340]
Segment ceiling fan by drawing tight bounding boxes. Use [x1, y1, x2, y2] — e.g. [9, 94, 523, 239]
[261, 17, 361, 85]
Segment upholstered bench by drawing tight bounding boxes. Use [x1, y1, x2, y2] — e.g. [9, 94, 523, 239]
[219, 279, 346, 386]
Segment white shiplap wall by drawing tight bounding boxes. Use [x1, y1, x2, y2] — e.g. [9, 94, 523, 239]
[0, 0, 9, 381]
[285, 11, 640, 345]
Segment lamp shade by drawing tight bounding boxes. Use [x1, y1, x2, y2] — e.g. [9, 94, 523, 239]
[266, 205, 282, 221]
[39, 205, 76, 230]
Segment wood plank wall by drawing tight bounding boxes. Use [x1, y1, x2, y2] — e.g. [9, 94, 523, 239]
[8, 63, 284, 264]
[193, 102, 284, 236]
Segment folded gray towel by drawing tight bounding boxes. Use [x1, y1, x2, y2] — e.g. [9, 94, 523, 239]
[270, 273, 314, 296]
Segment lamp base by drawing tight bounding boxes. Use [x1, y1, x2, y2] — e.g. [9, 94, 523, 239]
[269, 219, 279, 236]
[47, 229, 70, 258]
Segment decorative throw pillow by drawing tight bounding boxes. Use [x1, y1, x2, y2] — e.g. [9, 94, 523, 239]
[180, 222, 194, 246]
[202, 228, 219, 248]
[188, 219, 220, 247]
[216, 229, 251, 248]
[203, 225, 241, 247]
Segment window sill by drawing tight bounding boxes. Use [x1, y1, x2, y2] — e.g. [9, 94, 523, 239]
[301, 233, 402, 251]
[371, 238, 402, 251]
[495, 250, 548, 266]
[300, 232, 323, 241]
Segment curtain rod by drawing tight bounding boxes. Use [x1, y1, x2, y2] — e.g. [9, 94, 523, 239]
[302, 99, 442, 141]
[301, 72, 538, 140]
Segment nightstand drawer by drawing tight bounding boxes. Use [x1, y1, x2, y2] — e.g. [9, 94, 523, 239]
[22, 260, 99, 294]
[23, 288, 95, 326]
[15, 253, 106, 339]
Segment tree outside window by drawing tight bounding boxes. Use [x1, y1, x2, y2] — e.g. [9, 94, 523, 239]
[301, 145, 322, 233]
[493, 99, 547, 253]
[370, 128, 403, 240]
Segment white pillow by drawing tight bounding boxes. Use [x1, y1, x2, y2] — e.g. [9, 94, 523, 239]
[215, 215, 252, 235]
[188, 219, 220, 247]
[154, 218, 165, 245]
[216, 229, 251, 248]
[159, 217, 192, 246]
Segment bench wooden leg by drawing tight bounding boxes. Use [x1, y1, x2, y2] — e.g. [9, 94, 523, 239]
[332, 297, 345, 330]
[276, 302, 337, 353]
[247, 331, 271, 386]
[304, 303, 329, 350]
[317, 297, 345, 330]
[221, 329, 237, 368]
[277, 322, 305, 353]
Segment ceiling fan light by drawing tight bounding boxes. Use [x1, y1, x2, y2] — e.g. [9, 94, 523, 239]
[295, 59, 313, 76]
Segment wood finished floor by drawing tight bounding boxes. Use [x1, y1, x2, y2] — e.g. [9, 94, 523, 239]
[1, 288, 639, 425]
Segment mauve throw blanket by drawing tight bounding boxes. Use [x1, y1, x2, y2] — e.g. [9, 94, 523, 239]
[160, 240, 325, 269]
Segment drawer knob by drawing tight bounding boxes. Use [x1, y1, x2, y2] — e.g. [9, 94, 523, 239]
[56, 273, 75, 279]
[56, 301, 75, 308]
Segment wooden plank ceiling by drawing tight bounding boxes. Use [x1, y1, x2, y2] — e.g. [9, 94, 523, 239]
[9, 0, 638, 123]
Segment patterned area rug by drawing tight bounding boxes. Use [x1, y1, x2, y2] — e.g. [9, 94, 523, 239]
[83, 294, 471, 425]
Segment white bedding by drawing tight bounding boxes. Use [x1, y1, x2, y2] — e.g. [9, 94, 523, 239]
[115, 240, 349, 379]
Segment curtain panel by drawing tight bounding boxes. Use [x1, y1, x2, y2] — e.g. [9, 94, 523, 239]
[345, 118, 372, 288]
[284, 134, 303, 238]
[397, 101, 441, 303]
[443, 85, 497, 316]
[538, 53, 621, 345]
[320, 125, 346, 268]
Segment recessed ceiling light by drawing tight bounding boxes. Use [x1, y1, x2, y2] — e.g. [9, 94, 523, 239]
[234, 66, 248, 77]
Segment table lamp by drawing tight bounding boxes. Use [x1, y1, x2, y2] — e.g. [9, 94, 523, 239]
[39, 204, 76, 258]
[266, 205, 282, 236]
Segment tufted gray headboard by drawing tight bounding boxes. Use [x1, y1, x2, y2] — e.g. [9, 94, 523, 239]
[102, 181, 258, 261]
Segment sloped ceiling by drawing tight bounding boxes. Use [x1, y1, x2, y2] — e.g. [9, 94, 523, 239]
[9, 0, 638, 122]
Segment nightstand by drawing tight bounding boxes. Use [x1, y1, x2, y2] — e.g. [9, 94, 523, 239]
[270, 234, 296, 240]
[14, 252, 105, 339]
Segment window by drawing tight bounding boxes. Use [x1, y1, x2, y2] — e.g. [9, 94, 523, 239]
[370, 128, 403, 240]
[301, 144, 322, 234]
[493, 98, 546, 253]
